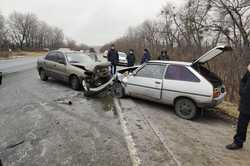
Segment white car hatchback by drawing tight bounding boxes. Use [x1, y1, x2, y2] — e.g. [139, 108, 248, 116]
[114, 45, 231, 120]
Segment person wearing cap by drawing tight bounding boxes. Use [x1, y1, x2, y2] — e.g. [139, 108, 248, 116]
[140, 49, 151, 64]
[226, 64, 250, 150]
[107, 44, 119, 75]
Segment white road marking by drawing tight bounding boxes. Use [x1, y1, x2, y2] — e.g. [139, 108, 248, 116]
[114, 98, 141, 166]
[137, 105, 182, 166]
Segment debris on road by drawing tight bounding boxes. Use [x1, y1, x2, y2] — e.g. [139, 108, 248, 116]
[6, 140, 25, 149]
[55, 98, 73, 105]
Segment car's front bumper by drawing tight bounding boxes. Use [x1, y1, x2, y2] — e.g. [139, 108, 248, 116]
[82, 75, 116, 93]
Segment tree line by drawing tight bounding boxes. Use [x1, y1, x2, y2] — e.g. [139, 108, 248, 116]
[0, 11, 88, 51]
[101, 0, 250, 103]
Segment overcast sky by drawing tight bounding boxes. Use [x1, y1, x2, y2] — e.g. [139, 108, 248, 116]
[1, 0, 184, 46]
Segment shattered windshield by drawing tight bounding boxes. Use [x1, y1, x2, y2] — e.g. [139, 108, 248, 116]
[66, 53, 95, 64]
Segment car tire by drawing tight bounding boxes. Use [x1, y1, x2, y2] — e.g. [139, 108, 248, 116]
[70, 75, 81, 90]
[112, 82, 124, 98]
[39, 69, 48, 81]
[175, 98, 197, 120]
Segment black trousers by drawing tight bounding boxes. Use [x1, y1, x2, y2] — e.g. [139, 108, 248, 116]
[111, 65, 117, 75]
[234, 112, 250, 145]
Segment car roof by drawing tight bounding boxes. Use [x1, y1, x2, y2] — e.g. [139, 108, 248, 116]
[148, 60, 192, 66]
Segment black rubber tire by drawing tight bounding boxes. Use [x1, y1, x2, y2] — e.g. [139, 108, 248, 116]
[39, 69, 48, 81]
[70, 75, 81, 90]
[175, 98, 197, 120]
[112, 82, 124, 98]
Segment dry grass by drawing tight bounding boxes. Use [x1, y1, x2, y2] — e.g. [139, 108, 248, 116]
[216, 101, 239, 119]
[0, 51, 47, 59]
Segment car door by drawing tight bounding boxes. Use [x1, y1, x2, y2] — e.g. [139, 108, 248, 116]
[53, 52, 67, 81]
[126, 63, 166, 100]
[162, 64, 204, 105]
[44, 52, 58, 77]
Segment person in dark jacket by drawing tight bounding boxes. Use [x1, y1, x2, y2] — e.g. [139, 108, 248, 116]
[226, 64, 250, 150]
[141, 49, 151, 64]
[107, 44, 119, 75]
[158, 49, 169, 61]
[127, 49, 135, 67]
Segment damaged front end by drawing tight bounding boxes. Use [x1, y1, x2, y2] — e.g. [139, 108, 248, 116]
[82, 63, 114, 96]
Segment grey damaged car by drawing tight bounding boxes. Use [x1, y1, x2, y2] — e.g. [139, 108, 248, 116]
[37, 50, 111, 95]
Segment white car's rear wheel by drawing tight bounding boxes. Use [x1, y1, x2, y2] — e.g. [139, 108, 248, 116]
[175, 98, 197, 120]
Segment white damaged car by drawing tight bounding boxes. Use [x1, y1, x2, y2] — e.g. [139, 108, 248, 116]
[113, 45, 231, 120]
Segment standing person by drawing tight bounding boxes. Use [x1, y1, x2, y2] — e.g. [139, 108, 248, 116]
[226, 64, 250, 150]
[127, 49, 135, 67]
[158, 49, 170, 61]
[107, 44, 119, 75]
[141, 49, 151, 64]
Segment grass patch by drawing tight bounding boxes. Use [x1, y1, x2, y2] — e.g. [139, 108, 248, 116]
[215, 101, 239, 119]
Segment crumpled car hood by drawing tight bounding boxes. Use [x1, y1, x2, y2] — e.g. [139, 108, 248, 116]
[71, 61, 110, 71]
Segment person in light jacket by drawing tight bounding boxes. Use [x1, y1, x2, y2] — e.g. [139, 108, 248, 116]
[226, 64, 250, 150]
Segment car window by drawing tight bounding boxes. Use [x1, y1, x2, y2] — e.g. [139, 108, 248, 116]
[56, 52, 66, 64]
[165, 65, 200, 82]
[66, 52, 95, 64]
[45, 52, 57, 62]
[136, 64, 166, 79]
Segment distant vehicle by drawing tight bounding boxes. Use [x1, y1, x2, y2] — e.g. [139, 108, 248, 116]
[114, 45, 231, 120]
[103, 51, 128, 66]
[117, 52, 128, 66]
[58, 48, 71, 51]
[37, 50, 111, 95]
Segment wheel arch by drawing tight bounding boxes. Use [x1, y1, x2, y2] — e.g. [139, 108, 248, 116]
[174, 96, 197, 107]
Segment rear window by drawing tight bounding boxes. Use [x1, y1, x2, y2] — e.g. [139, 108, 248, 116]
[165, 65, 200, 82]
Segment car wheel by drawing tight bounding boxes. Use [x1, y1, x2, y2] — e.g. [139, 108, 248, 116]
[39, 69, 48, 81]
[175, 98, 197, 120]
[112, 82, 124, 98]
[70, 75, 80, 90]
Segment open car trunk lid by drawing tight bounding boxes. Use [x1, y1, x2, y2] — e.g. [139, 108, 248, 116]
[192, 45, 232, 65]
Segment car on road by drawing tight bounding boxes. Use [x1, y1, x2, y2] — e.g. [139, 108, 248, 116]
[113, 45, 231, 120]
[37, 50, 111, 94]
[102, 50, 128, 66]
[117, 52, 128, 66]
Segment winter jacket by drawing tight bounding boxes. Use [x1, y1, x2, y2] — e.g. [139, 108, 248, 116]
[158, 51, 169, 61]
[127, 53, 135, 66]
[107, 49, 119, 65]
[141, 52, 151, 64]
[239, 71, 250, 115]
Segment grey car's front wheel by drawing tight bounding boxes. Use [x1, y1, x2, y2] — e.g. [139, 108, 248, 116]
[175, 98, 197, 120]
[70, 75, 81, 90]
[39, 69, 48, 81]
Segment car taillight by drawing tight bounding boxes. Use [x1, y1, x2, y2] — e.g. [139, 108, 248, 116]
[213, 88, 221, 98]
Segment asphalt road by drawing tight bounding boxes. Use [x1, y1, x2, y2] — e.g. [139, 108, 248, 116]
[0, 56, 39, 74]
[117, 98, 250, 166]
[1, 57, 250, 166]
[0, 59, 132, 166]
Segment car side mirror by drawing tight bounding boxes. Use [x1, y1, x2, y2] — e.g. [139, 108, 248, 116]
[58, 59, 66, 65]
